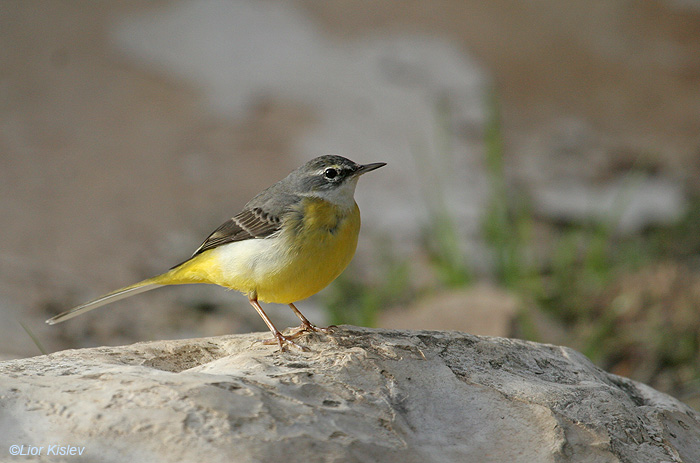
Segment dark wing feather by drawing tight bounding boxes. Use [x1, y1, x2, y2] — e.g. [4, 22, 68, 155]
[190, 207, 282, 257]
[170, 179, 298, 269]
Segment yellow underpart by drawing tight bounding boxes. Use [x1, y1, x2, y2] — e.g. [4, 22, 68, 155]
[154, 197, 361, 304]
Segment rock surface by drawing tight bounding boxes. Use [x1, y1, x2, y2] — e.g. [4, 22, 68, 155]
[1, 327, 698, 463]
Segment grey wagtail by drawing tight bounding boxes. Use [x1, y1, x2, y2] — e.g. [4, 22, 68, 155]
[46, 155, 385, 350]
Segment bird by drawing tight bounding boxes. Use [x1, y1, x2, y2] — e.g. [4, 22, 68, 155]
[46, 155, 386, 350]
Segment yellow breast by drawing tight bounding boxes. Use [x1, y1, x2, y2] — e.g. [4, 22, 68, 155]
[254, 198, 361, 303]
[167, 197, 361, 304]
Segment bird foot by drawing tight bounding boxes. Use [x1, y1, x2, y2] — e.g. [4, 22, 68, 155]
[261, 331, 310, 352]
[286, 322, 335, 338]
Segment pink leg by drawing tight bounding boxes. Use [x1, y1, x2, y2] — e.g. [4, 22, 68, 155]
[248, 297, 307, 351]
[285, 302, 333, 337]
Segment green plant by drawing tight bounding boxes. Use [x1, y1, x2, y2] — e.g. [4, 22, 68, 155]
[481, 91, 539, 293]
[20, 321, 47, 355]
[412, 100, 473, 288]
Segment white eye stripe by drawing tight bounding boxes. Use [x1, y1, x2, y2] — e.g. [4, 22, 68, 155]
[315, 166, 340, 174]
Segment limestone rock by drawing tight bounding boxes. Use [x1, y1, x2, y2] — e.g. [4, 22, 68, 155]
[1, 327, 698, 462]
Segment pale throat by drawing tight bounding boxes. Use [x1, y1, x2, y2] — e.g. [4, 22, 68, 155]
[306, 177, 359, 211]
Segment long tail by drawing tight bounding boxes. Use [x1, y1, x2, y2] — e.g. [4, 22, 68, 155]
[45, 279, 163, 325]
[45, 251, 223, 325]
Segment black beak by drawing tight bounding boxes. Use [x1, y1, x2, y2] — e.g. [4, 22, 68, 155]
[355, 162, 387, 175]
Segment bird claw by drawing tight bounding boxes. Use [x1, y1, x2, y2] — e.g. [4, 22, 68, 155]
[286, 322, 334, 338]
[262, 332, 310, 352]
[261, 324, 335, 351]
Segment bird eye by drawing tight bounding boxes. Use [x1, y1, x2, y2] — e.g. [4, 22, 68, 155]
[324, 168, 338, 180]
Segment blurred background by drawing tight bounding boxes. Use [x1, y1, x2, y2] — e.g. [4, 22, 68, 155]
[1, 1, 699, 409]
